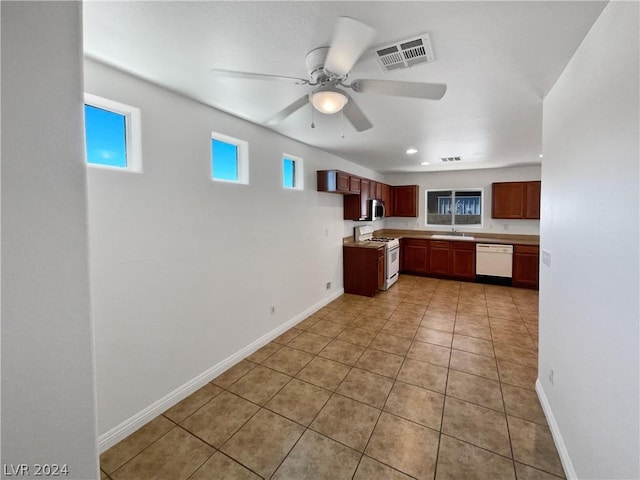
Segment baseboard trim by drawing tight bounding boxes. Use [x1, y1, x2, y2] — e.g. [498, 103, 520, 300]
[535, 379, 577, 479]
[98, 288, 344, 452]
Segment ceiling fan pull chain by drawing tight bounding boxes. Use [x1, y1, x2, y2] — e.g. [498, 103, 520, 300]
[341, 109, 345, 139]
[310, 104, 315, 129]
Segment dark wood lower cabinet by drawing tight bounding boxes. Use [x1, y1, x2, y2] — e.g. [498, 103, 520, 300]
[377, 252, 385, 291]
[400, 239, 476, 281]
[428, 241, 451, 276]
[400, 238, 429, 274]
[395, 237, 539, 289]
[513, 245, 539, 288]
[343, 245, 385, 297]
[451, 242, 476, 280]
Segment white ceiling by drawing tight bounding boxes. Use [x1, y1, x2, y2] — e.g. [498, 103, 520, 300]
[83, 1, 606, 174]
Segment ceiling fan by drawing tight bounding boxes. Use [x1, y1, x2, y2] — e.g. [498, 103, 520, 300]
[210, 17, 447, 132]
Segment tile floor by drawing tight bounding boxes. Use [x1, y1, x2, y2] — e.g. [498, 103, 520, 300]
[100, 275, 564, 480]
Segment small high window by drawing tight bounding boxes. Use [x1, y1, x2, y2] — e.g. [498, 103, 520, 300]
[282, 154, 303, 190]
[84, 93, 142, 172]
[426, 189, 483, 227]
[211, 132, 248, 184]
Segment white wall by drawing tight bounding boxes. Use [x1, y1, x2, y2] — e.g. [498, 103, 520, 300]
[344, 218, 385, 239]
[384, 166, 541, 235]
[84, 59, 381, 440]
[1, 2, 99, 478]
[539, 2, 639, 479]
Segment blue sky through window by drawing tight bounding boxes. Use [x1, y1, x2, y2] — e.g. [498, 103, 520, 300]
[212, 139, 239, 181]
[84, 104, 127, 168]
[283, 158, 295, 188]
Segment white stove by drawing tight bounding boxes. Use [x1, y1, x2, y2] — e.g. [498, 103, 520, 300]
[354, 226, 400, 290]
[370, 237, 401, 249]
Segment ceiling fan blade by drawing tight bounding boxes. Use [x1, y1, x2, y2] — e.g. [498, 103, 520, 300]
[352, 79, 447, 100]
[265, 95, 310, 125]
[343, 94, 373, 132]
[324, 17, 376, 77]
[209, 68, 309, 85]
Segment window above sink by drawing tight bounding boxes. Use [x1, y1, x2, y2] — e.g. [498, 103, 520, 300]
[425, 188, 484, 228]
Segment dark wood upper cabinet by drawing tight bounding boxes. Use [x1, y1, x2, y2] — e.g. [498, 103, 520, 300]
[369, 181, 377, 198]
[343, 195, 360, 220]
[492, 182, 525, 218]
[360, 179, 370, 219]
[381, 184, 393, 216]
[336, 171, 350, 193]
[492, 181, 541, 219]
[524, 181, 541, 219]
[317, 170, 351, 194]
[392, 185, 419, 217]
[317, 170, 417, 220]
[350, 176, 361, 194]
[343, 178, 370, 220]
[370, 181, 382, 200]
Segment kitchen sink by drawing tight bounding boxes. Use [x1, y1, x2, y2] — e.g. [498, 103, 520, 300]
[430, 234, 475, 240]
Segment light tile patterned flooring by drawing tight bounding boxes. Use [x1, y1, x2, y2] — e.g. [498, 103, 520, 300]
[100, 275, 564, 480]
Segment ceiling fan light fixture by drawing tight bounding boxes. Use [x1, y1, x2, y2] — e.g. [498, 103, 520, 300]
[311, 87, 348, 114]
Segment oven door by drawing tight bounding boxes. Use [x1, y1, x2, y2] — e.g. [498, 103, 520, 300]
[383, 245, 400, 290]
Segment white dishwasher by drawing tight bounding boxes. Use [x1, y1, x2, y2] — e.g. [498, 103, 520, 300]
[476, 244, 513, 285]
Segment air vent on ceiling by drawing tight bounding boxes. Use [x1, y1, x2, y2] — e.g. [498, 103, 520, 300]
[440, 156, 462, 163]
[374, 33, 435, 73]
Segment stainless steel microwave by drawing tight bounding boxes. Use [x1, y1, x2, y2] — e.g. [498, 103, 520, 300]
[368, 199, 385, 221]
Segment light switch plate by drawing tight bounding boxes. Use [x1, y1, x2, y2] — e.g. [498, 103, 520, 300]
[542, 249, 551, 267]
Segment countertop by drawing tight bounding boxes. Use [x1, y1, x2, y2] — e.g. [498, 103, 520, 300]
[344, 229, 539, 247]
[343, 240, 387, 249]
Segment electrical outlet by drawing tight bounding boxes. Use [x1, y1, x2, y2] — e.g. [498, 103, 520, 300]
[270, 305, 276, 315]
[326, 281, 331, 290]
[503, 223, 509, 231]
[324, 227, 329, 236]
[548, 369, 554, 385]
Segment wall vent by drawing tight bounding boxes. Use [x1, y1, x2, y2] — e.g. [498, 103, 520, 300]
[440, 156, 462, 162]
[374, 33, 435, 73]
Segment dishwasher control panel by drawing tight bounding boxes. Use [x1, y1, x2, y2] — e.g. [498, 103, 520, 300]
[476, 244, 513, 254]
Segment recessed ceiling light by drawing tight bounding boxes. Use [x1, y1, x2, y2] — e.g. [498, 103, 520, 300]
[539, 154, 544, 158]
[406, 148, 418, 155]
[420, 162, 430, 165]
